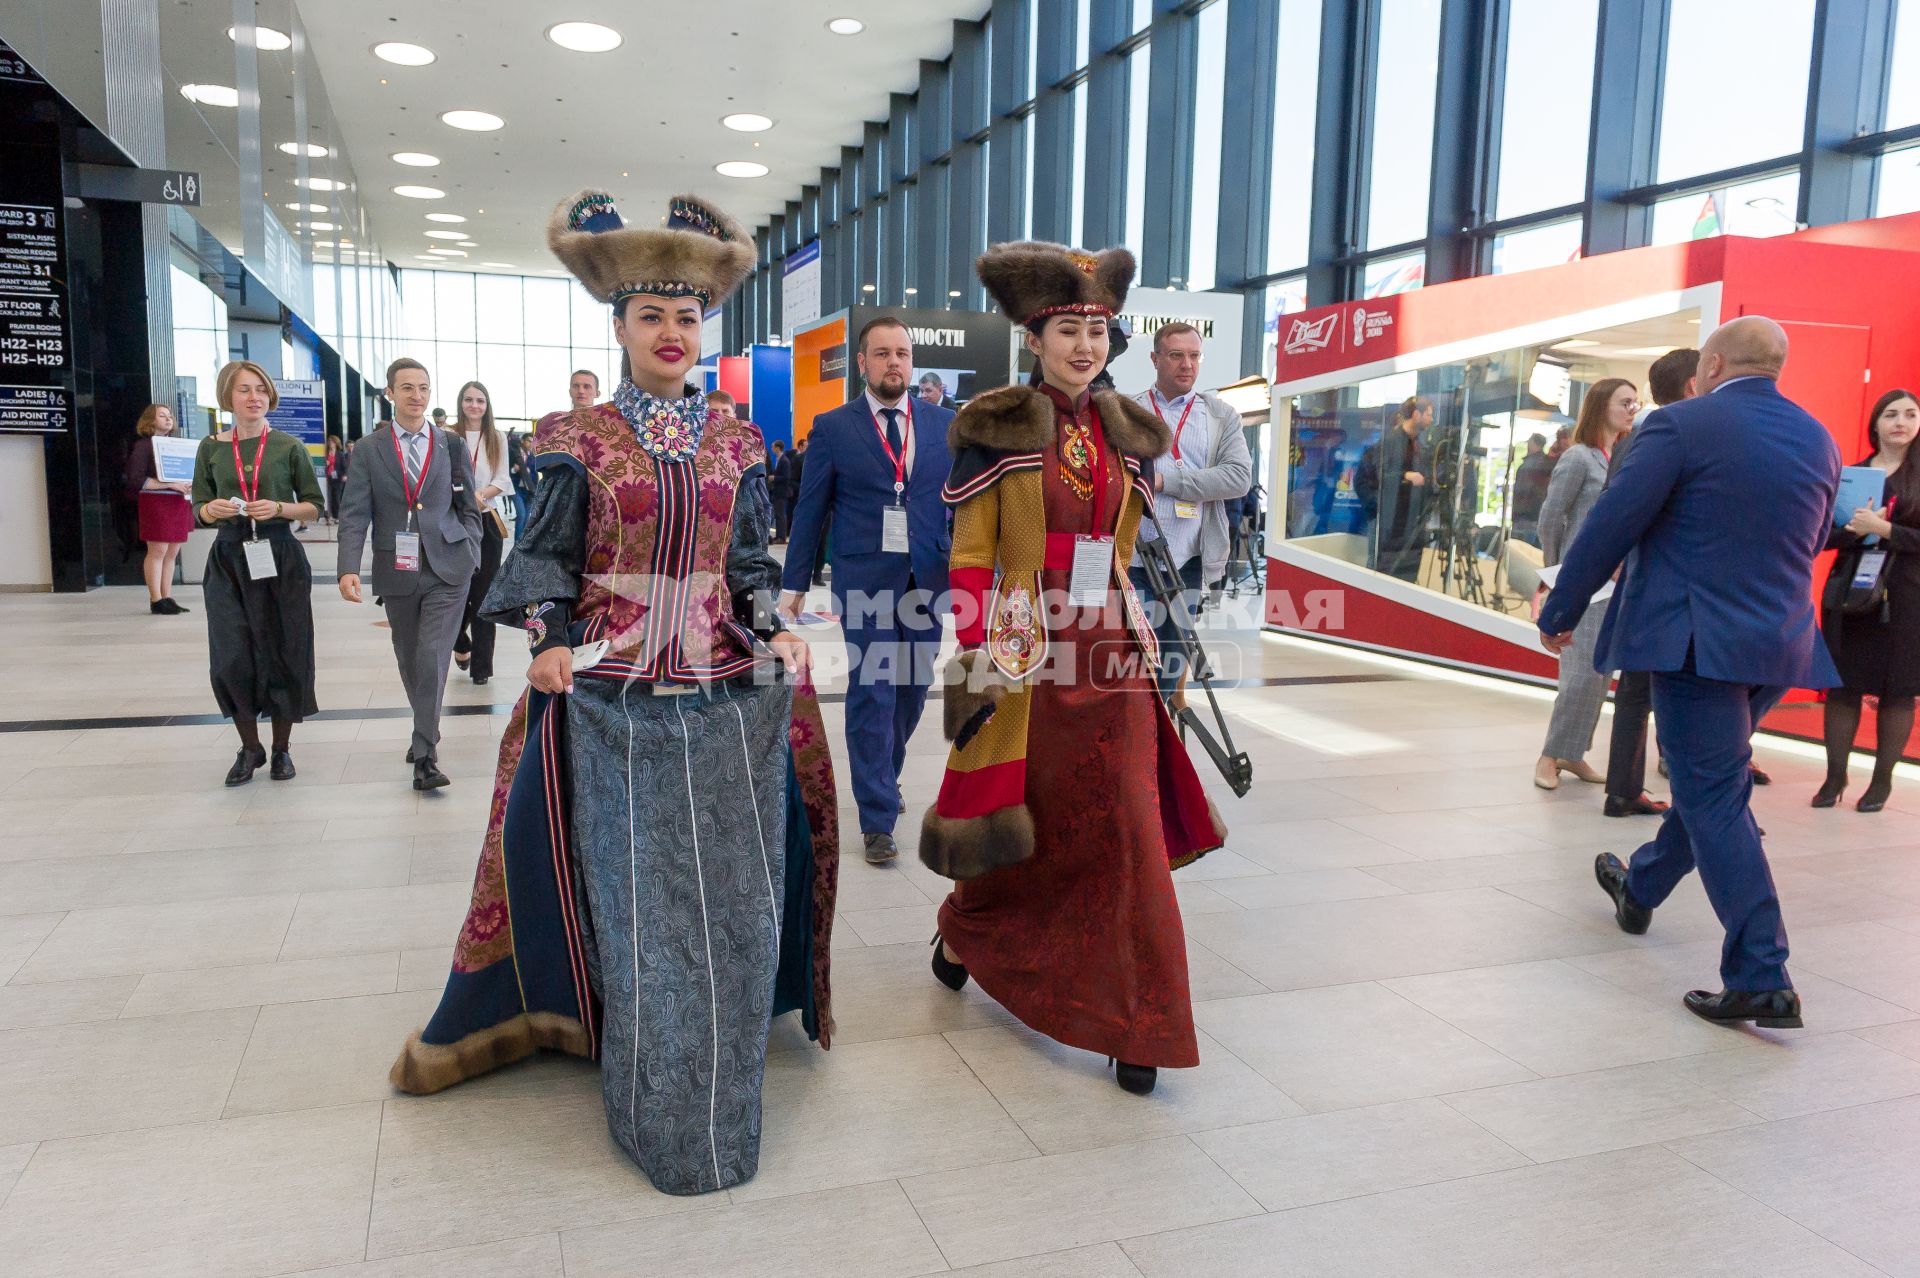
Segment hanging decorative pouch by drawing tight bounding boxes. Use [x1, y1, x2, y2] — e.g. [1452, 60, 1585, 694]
[1839, 545, 1894, 617]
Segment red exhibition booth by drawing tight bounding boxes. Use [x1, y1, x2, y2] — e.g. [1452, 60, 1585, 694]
[1263, 212, 1920, 752]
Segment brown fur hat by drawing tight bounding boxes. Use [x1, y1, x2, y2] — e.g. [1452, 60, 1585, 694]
[548, 190, 755, 308]
[977, 241, 1136, 327]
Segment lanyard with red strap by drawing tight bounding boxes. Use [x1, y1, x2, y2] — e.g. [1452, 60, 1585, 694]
[867, 398, 910, 502]
[1149, 390, 1198, 462]
[392, 425, 435, 530]
[231, 428, 270, 537]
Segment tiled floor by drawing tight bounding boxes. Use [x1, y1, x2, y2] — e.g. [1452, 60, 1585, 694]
[2, 579, 1919, 1275]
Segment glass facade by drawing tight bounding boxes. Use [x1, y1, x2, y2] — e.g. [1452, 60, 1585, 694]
[707, 0, 1917, 389]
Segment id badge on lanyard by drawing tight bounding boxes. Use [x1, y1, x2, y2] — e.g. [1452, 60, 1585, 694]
[393, 427, 434, 573]
[873, 401, 911, 554]
[1069, 535, 1115, 608]
[1153, 392, 1203, 521]
[243, 539, 277, 581]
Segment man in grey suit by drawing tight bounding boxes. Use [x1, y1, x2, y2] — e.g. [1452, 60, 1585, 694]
[338, 357, 482, 790]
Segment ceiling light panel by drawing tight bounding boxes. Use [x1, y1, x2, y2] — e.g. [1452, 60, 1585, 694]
[278, 141, 330, 157]
[393, 185, 446, 199]
[715, 161, 768, 179]
[425, 230, 466, 240]
[441, 110, 505, 132]
[179, 84, 239, 108]
[373, 41, 435, 66]
[297, 177, 345, 191]
[546, 22, 623, 52]
[828, 18, 865, 35]
[425, 213, 468, 223]
[722, 113, 774, 132]
[228, 26, 292, 51]
[391, 152, 440, 167]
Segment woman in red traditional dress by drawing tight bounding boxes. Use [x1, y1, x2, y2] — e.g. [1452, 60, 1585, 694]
[918, 241, 1226, 1095]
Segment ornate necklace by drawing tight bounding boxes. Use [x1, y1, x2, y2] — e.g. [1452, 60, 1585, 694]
[1059, 409, 1096, 502]
[611, 379, 708, 462]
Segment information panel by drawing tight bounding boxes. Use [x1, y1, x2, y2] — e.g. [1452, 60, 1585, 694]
[781, 241, 822, 341]
[0, 383, 68, 432]
[268, 379, 327, 450]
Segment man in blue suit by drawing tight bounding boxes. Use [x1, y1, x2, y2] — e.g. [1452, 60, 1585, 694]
[1540, 316, 1839, 1029]
[781, 317, 953, 864]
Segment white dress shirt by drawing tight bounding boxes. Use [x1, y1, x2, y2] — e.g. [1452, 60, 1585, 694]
[459, 427, 516, 521]
[1142, 387, 1208, 569]
[864, 389, 917, 477]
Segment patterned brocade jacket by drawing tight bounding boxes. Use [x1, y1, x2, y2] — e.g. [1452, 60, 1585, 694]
[492, 401, 787, 682]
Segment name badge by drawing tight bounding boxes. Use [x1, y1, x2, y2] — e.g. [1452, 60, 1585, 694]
[242, 538, 277, 581]
[881, 504, 910, 554]
[1173, 501, 1200, 520]
[394, 531, 422, 573]
[1069, 535, 1115, 608]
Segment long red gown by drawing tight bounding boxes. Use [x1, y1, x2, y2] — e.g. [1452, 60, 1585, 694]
[935, 414, 1200, 1068]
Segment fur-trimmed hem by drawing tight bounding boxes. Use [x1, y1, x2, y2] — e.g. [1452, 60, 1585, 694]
[948, 384, 1053, 454]
[943, 648, 1011, 740]
[389, 1011, 592, 1095]
[919, 804, 1036, 880]
[1094, 391, 1173, 460]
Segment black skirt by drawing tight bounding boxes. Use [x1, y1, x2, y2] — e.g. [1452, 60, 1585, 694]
[204, 526, 319, 722]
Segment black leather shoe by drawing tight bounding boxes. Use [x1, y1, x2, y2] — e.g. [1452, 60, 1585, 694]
[1857, 779, 1892, 813]
[1750, 763, 1772, 786]
[930, 933, 968, 991]
[269, 749, 296, 781]
[404, 747, 416, 764]
[897, 787, 906, 815]
[1811, 777, 1846, 808]
[1603, 792, 1669, 818]
[864, 832, 898, 865]
[1111, 1060, 1158, 1095]
[1594, 852, 1651, 935]
[224, 746, 266, 787]
[472, 675, 489, 686]
[413, 759, 450, 791]
[1684, 987, 1803, 1029]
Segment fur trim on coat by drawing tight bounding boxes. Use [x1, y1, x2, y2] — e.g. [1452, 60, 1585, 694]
[389, 1011, 591, 1095]
[919, 803, 1037, 880]
[948, 384, 1172, 460]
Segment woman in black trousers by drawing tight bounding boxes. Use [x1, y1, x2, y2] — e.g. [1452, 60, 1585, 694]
[451, 380, 514, 685]
[1815, 388, 1920, 812]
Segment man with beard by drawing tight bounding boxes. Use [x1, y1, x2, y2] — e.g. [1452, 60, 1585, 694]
[781, 316, 954, 864]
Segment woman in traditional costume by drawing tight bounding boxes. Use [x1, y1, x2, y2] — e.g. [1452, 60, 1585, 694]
[920, 241, 1226, 1096]
[390, 190, 840, 1197]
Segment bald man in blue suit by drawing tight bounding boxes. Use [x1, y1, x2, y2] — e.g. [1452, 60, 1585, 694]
[1540, 316, 1839, 1030]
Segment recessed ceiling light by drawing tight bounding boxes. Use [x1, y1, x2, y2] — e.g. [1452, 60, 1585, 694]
[427, 248, 468, 256]
[373, 41, 435, 66]
[297, 176, 346, 191]
[948, 290, 962, 297]
[827, 18, 865, 35]
[441, 109, 505, 132]
[456, 241, 477, 247]
[904, 287, 918, 295]
[227, 26, 291, 51]
[300, 221, 337, 232]
[481, 261, 516, 268]
[278, 141, 330, 158]
[546, 21, 623, 52]
[722, 113, 774, 133]
[391, 151, 440, 167]
[285, 202, 327, 213]
[415, 255, 443, 262]
[179, 83, 239, 108]
[715, 160, 768, 179]
[393, 185, 445, 199]
[861, 283, 876, 292]
[425, 212, 468, 223]
[424, 230, 466, 240]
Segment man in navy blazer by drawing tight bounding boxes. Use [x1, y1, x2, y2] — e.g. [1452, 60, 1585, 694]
[780, 317, 953, 864]
[1540, 316, 1839, 1029]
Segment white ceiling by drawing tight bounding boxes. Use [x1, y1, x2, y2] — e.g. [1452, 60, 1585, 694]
[298, 0, 990, 274]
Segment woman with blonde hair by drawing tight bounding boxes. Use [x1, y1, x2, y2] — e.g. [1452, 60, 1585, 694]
[126, 403, 195, 614]
[1534, 376, 1639, 790]
[450, 379, 514, 684]
[191, 360, 325, 786]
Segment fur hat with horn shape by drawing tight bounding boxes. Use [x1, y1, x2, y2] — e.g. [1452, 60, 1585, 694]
[976, 240, 1136, 328]
[547, 190, 755, 309]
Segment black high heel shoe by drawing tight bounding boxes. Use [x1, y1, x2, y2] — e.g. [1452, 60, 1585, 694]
[1811, 777, 1847, 809]
[930, 933, 968, 991]
[1857, 778, 1893, 813]
[1109, 1058, 1158, 1095]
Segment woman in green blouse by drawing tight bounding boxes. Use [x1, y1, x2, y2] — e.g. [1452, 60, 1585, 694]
[192, 360, 325, 786]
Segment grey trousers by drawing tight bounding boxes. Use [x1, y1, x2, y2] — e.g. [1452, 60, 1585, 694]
[383, 578, 467, 762]
[1543, 605, 1611, 761]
